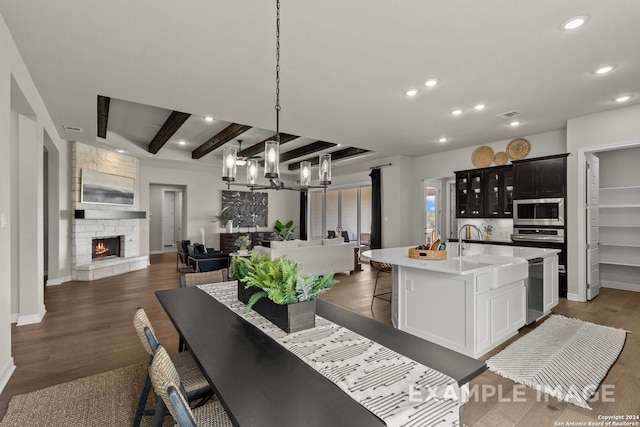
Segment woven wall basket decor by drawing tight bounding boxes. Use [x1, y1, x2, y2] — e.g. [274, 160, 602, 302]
[471, 146, 494, 168]
[506, 138, 531, 160]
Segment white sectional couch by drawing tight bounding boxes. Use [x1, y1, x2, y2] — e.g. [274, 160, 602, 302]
[252, 238, 354, 276]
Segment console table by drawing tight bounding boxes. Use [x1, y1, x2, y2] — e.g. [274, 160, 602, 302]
[219, 232, 274, 253]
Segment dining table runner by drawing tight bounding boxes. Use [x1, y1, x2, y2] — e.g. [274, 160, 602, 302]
[198, 282, 460, 427]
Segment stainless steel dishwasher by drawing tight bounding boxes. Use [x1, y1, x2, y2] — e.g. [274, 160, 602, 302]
[526, 257, 544, 325]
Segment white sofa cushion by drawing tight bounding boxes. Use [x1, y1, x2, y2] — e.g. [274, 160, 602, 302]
[270, 240, 300, 249]
[322, 238, 344, 246]
[299, 239, 323, 247]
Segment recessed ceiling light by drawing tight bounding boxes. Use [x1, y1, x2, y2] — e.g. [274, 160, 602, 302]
[117, 150, 125, 153]
[438, 137, 448, 143]
[337, 144, 342, 147]
[405, 89, 419, 97]
[204, 116, 214, 122]
[473, 103, 487, 111]
[509, 121, 521, 127]
[593, 65, 616, 75]
[615, 95, 632, 103]
[178, 140, 186, 146]
[424, 79, 439, 88]
[561, 15, 588, 31]
[451, 109, 463, 116]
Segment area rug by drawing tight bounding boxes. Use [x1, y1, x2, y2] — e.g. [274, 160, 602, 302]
[0, 363, 171, 427]
[486, 314, 627, 410]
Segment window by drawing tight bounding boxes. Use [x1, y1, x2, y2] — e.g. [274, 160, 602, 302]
[309, 185, 371, 245]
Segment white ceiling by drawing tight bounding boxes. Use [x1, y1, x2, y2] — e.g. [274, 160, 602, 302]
[1, 0, 639, 163]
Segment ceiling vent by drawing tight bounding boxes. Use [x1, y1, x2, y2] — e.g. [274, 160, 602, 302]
[496, 110, 521, 118]
[63, 125, 83, 132]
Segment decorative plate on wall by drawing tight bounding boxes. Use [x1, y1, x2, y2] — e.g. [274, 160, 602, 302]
[507, 138, 531, 160]
[494, 151, 508, 165]
[472, 146, 494, 168]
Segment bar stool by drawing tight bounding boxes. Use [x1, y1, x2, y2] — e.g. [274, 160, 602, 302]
[370, 260, 392, 309]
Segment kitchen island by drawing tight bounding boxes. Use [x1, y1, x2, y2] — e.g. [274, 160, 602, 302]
[364, 242, 559, 358]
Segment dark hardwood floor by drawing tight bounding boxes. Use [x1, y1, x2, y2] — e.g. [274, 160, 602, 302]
[1, 252, 638, 426]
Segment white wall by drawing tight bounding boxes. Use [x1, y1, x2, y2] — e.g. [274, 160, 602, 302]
[598, 146, 640, 188]
[140, 160, 300, 253]
[0, 11, 71, 392]
[566, 103, 640, 300]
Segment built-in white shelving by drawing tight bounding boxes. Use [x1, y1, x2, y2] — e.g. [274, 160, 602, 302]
[599, 186, 640, 292]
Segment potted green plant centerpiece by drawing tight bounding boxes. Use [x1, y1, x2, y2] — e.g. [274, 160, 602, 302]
[235, 234, 251, 254]
[273, 219, 296, 241]
[232, 254, 337, 333]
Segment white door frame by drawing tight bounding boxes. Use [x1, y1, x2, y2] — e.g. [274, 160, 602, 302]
[577, 139, 640, 302]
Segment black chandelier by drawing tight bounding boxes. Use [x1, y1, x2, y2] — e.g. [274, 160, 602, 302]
[221, 0, 331, 191]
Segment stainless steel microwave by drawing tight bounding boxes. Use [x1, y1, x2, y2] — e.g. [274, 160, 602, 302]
[513, 198, 564, 226]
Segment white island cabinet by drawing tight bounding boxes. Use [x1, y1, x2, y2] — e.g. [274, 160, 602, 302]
[365, 243, 559, 359]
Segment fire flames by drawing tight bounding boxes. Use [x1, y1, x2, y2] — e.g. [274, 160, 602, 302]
[94, 241, 110, 257]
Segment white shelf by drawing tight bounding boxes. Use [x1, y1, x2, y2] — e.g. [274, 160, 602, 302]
[599, 261, 640, 268]
[600, 243, 640, 248]
[598, 186, 640, 292]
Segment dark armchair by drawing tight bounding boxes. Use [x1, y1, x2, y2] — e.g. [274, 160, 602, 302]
[187, 243, 230, 273]
[176, 240, 194, 273]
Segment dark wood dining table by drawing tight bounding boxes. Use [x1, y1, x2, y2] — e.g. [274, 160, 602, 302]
[156, 286, 486, 427]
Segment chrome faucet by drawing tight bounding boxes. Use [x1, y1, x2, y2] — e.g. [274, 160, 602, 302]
[458, 224, 483, 257]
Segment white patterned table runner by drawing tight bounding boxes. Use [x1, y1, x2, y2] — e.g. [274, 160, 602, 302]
[198, 282, 460, 427]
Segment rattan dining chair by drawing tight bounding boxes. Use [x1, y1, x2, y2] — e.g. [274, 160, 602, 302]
[133, 308, 213, 427]
[149, 345, 233, 427]
[370, 260, 392, 309]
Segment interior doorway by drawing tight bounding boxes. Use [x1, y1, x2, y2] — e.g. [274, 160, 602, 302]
[423, 180, 442, 244]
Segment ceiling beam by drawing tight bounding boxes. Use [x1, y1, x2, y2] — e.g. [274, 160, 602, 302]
[238, 133, 298, 158]
[96, 95, 110, 139]
[148, 111, 191, 154]
[288, 147, 370, 170]
[273, 141, 337, 164]
[192, 123, 252, 159]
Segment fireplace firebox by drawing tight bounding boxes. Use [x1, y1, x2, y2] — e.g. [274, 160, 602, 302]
[92, 236, 122, 260]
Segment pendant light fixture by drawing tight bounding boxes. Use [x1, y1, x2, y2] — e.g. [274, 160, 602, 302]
[221, 0, 331, 191]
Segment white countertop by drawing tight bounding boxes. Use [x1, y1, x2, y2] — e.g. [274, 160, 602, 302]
[362, 242, 559, 276]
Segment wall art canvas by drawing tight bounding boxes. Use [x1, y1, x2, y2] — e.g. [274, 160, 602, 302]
[81, 169, 135, 206]
[222, 190, 268, 227]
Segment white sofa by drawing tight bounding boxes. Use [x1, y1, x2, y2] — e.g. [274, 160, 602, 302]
[252, 238, 354, 276]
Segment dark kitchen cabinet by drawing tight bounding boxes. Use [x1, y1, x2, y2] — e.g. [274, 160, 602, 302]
[484, 166, 514, 217]
[455, 170, 484, 217]
[513, 154, 567, 199]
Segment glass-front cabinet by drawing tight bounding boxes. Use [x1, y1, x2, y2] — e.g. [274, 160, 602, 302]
[456, 165, 514, 219]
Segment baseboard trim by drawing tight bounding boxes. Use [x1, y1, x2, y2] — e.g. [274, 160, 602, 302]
[149, 250, 164, 255]
[10, 313, 18, 323]
[46, 275, 71, 286]
[567, 292, 582, 302]
[0, 357, 16, 395]
[602, 281, 640, 293]
[16, 305, 47, 326]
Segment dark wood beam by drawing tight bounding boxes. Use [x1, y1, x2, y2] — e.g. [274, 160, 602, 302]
[271, 141, 336, 164]
[238, 133, 298, 158]
[192, 123, 252, 159]
[97, 95, 110, 139]
[288, 147, 370, 170]
[148, 111, 191, 154]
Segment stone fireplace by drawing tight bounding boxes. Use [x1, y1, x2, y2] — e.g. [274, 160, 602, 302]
[71, 142, 148, 281]
[92, 236, 123, 260]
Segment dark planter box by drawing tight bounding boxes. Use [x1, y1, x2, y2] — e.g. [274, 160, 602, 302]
[237, 281, 259, 305]
[237, 282, 316, 333]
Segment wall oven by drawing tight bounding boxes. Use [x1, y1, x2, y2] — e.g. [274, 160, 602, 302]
[513, 198, 564, 227]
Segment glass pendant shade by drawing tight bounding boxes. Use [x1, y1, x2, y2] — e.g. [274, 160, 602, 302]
[222, 146, 238, 181]
[319, 154, 331, 185]
[300, 161, 311, 187]
[247, 159, 259, 185]
[264, 140, 280, 178]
